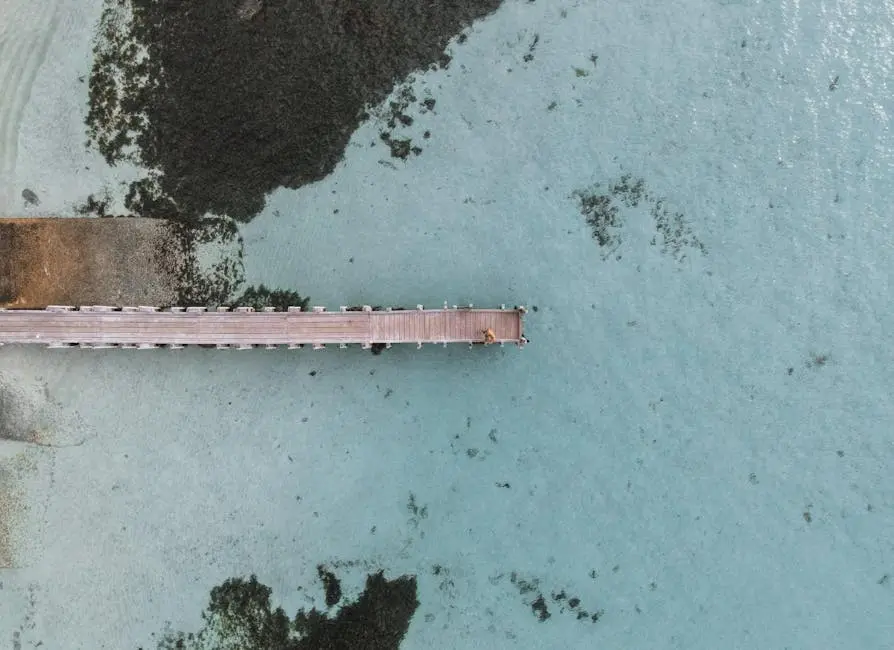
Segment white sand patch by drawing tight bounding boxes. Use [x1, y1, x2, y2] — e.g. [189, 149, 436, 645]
[0, 366, 91, 575]
[0, 0, 144, 217]
[0, 446, 52, 570]
[0, 0, 62, 208]
[0, 369, 90, 447]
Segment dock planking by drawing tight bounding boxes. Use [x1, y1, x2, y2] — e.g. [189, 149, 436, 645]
[0, 305, 527, 349]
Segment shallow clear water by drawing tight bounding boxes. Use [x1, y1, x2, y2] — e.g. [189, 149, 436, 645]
[1, 0, 893, 647]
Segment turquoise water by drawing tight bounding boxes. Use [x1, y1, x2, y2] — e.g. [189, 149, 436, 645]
[2, 0, 894, 647]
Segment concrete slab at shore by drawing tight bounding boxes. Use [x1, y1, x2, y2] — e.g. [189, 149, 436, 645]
[0, 217, 181, 309]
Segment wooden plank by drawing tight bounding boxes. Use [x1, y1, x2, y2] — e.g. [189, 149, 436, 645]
[0, 307, 526, 347]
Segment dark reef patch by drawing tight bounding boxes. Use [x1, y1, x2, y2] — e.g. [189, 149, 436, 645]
[231, 284, 310, 312]
[153, 217, 246, 308]
[147, 216, 309, 309]
[21, 189, 40, 207]
[156, 570, 419, 650]
[575, 188, 623, 254]
[494, 570, 605, 625]
[369, 81, 435, 161]
[74, 191, 113, 218]
[0, 380, 32, 444]
[294, 571, 419, 649]
[574, 173, 706, 262]
[317, 564, 343, 608]
[87, 0, 504, 224]
[0, 223, 19, 305]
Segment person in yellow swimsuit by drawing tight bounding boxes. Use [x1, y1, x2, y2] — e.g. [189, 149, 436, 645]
[483, 328, 496, 344]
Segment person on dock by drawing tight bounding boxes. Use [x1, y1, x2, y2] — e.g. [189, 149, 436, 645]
[483, 328, 496, 345]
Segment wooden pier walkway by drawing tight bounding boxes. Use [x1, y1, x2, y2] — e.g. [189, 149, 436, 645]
[0, 304, 527, 349]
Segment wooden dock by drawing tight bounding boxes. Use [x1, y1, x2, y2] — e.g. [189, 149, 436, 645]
[0, 304, 528, 349]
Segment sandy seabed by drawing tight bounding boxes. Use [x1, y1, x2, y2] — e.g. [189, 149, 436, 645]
[2, 0, 894, 649]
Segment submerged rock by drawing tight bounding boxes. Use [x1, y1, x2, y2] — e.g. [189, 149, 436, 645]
[21, 189, 39, 206]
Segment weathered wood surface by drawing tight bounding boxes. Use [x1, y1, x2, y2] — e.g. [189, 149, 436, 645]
[0, 307, 526, 348]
